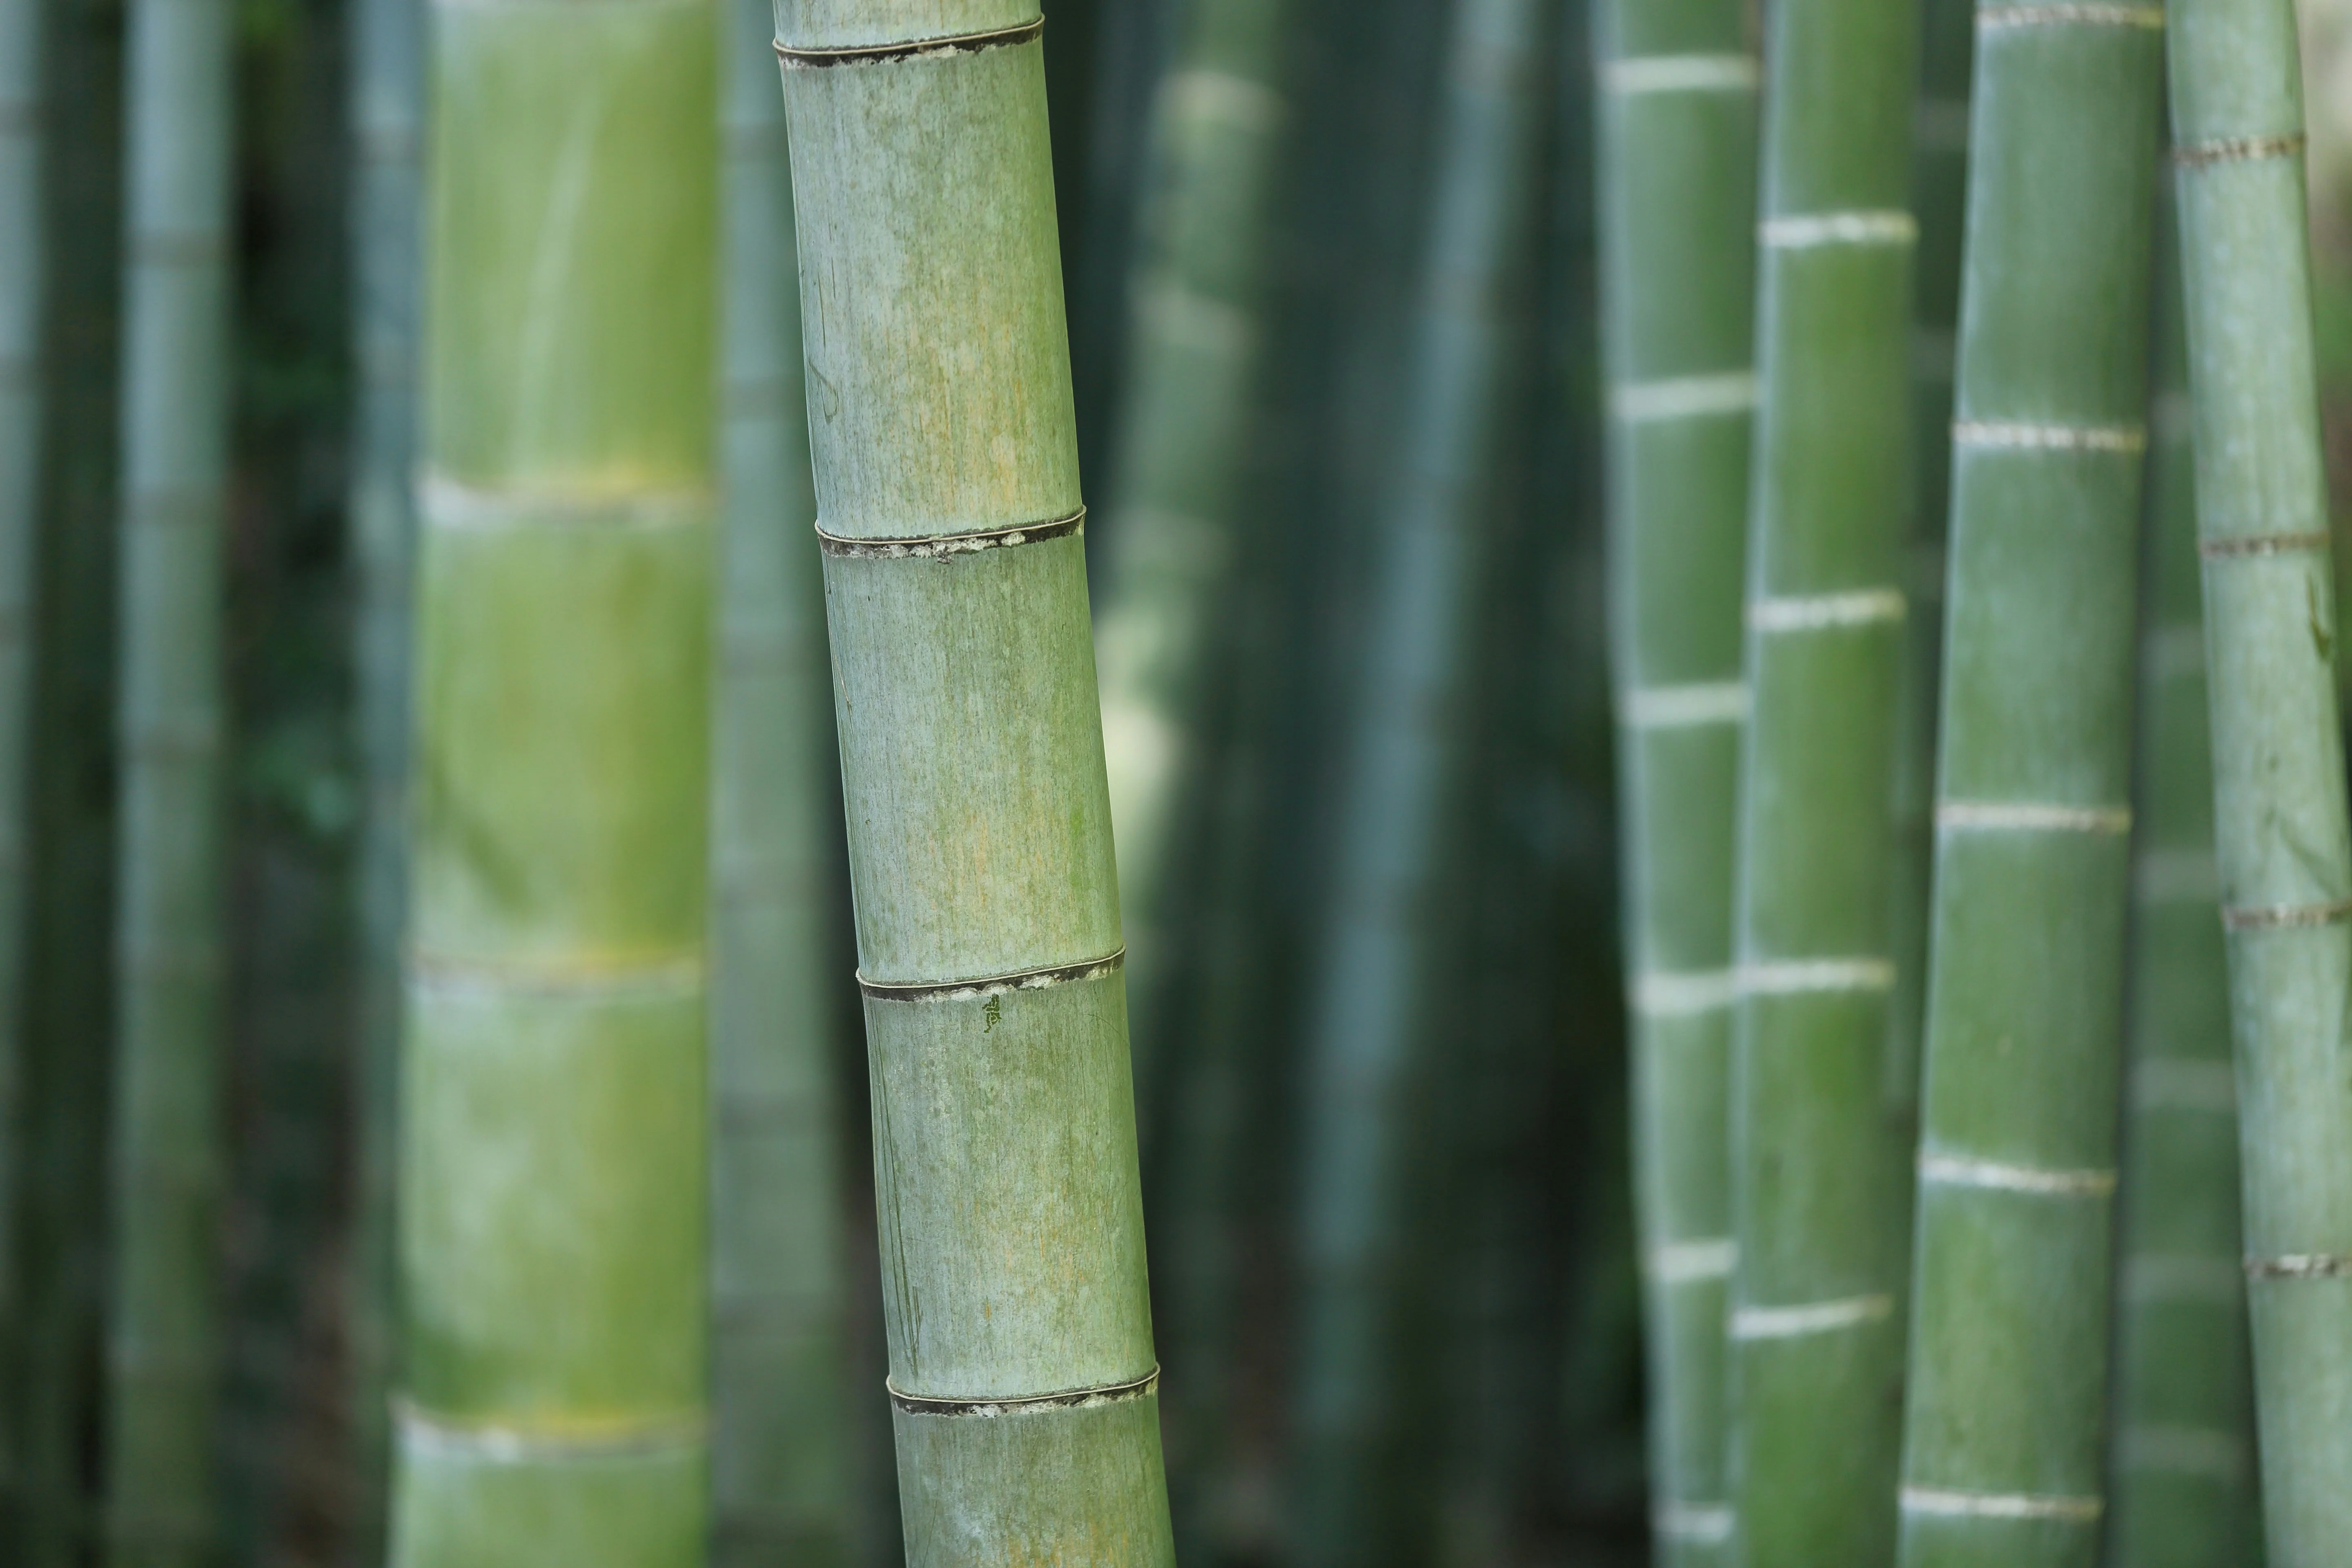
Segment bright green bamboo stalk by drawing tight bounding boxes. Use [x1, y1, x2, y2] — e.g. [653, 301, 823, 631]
[1727, 0, 1919, 1555]
[105, 0, 234, 1551]
[2168, 0, 2352, 1556]
[1289, 0, 1546, 1559]
[390, 0, 717, 1561]
[1593, 0, 1756, 1559]
[708, 0, 844, 1557]
[2103, 186, 2257, 1568]
[773, 7, 1174, 1560]
[1895, 7, 2164, 1561]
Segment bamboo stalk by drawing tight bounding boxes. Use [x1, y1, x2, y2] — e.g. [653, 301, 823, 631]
[773, 6, 1175, 1559]
[2167, 0, 2352, 1554]
[1727, 0, 1920, 1554]
[104, 0, 234, 1549]
[390, 0, 718, 1559]
[1289, 0, 1547, 1558]
[708, 0, 844, 1556]
[1593, 0, 1757, 1557]
[1895, 6, 2164, 1561]
[2102, 184, 2257, 1568]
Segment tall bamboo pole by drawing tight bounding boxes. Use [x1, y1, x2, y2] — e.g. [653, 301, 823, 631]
[1895, 6, 2164, 1560]
[708, 0, 844, 1556]
[2103, 187, 2257, 1568]
[773, 6, 1175, 1559]
[2169, 0, 2352, 1554]
[104, 0, 234, 1549]
[390, 0, 718, 1559]
[1290, 0, 1546, 1558]
[1728, 0, 1920, 1554]
[1593, 0, 1756, 1557]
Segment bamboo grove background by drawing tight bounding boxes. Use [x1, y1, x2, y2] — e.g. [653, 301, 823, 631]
[7, 0, 2352, 1561]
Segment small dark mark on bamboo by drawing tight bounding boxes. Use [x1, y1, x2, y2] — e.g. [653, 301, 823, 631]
[2220, 897, 2352, 931]
[858, 947, 1125, 1002]
[2197, 530, 2331, 559]
[2173, 132, 2305, 169]
[2245, 1253, 2352, 1280]
[816, 507, 1085, 561]
[888, 1364, 1159, 1417]
[775, 16, 1043, 68]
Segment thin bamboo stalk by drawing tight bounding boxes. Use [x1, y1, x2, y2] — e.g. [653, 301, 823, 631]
[773, 6, 1174, 1559]
[1894, 7, 2164, 1561]
[2168, 0, 2352, 1555]
[104, 0, 234, 1550]
[2102, 183, 2257, 1568]
[390, 0, 718, 1559]
[1289, 0, 1547, 1558]
[1593, 0, 1757, 1557]
[708, 0, 843, 1556]
[1727, 0, 1920, 1554]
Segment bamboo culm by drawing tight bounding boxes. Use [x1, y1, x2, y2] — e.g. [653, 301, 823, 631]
[709, 0, 844, 1556]
[1895, 9, 2163, 1564]
[2102, 185, 2258, 1568]
[105, 0, 234, 1552]
[773, 5, 1175, 1559]
[1728, 0, 1920, 1553]
[1593, 0, 1757, 1558]
[1289, 0, 1546, 1558]
[390, 0, 719, 1561]
[2168, 0, 2352, 1556]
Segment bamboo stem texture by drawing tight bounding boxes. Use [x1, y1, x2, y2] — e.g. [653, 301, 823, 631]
[2168, 0, 2352, 1555]
[774, 5, 1174, 1559]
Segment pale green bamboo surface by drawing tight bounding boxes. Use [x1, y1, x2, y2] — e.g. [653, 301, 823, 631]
[1594, 0, 1756, 1559]
[1290, 0, 1546, 1558]
[105, 0, 234, 1553]
[775, 7, 1175, 1559]
[391, 2, 717, 1561]
[2169, 0, 2352, 1556]
[1729, 0, 1920, 1554]
[1895, 9, 2163, 1565]
[2103, 192, 2257, 1568]
[345, 0, 422, 1546]
[710, 0, 844, 1555]
[1092, 0, 1292, 1108]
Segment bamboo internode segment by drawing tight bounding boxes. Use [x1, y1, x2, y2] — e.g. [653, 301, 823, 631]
[776, 2, 1174, 1557]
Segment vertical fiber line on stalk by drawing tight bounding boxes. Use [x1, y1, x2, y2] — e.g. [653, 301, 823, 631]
[2102, 184, 2258, 1568]
[105, 0, 234, 1550]
[1894, 2, 2164, 1562]
[1592, 0, 1757, 1553]
[2168, 0, 2352, 1553]
[390, 0, 719, 1559]
[1288, 0, 1548, 1558]
[1727, 0, 1920, 1554]
[708, 0, 844, 1555]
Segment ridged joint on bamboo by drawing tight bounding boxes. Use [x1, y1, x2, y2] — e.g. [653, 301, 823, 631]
[1600, 53, 1758, 96]
[1898, 1487, 2103, 1524]
[395, 1401, 707, 1464]
[1609, 371, 1757, 423]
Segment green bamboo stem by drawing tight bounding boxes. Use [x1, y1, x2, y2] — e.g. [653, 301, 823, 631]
[1593, 0, 1756, 1557]
[773, 7, 1174, 1560]
[1728, 0, 1920, 1555]
[105, 0, 234, 1551]
[2102, 185, 2257, 1568]
[708, 0, 844, 1556]
[390, 0, 718, 1560]
[1894, 7, 2164, 1561]
[2168, 0, 2352, 1555]
[1092, 0, 1292, 1106]
[1289, 0, 1546, 1558]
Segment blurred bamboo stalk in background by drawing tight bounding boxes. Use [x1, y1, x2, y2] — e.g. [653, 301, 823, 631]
[1592, 0, 1757, 1556]
[775, 4, 1176, 1558]
[1289, 0, 1547, 1557]
[105, 0, 234, 1550]
[2103, 186, 2258, 1568]
[1895, 5, 2163, 1561]
[708, 0, 844, 1557]
[2169, 0, 2352, 1555]
[391, 0, 719, 1556]
[1727, 0, 1919, 1552]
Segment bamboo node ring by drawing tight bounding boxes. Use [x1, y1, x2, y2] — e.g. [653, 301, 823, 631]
[2220, 896, 2352, 931]
[2196, 530, 2331, 558]
[2245, 1252, 2352, 1279]
[1899, 1487, 2103, 1523]
[2173, 132, 2306, 168]
[1952, 419, 2146, 453]
[888, 1364, 1159, 1417]
[816, 507, 1085, 560]
[393, 1399, 707, 1461]
[1976, 3, 2163, 27]
[775, 16, 1043, 67]
[857, 947, 1125, 1002]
